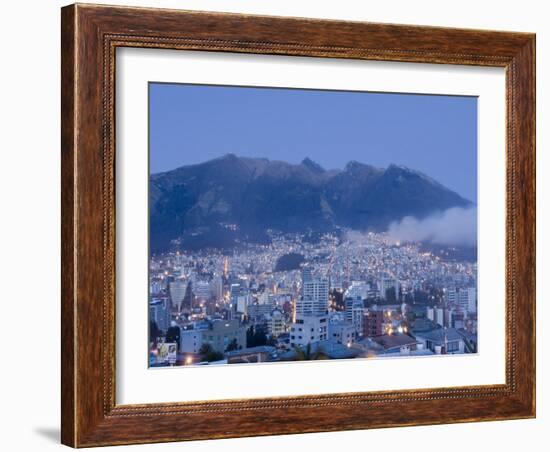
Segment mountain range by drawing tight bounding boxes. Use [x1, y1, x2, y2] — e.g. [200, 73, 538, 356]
[149, 154, 471, 252]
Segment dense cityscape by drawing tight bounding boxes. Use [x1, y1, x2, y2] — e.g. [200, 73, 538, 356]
[149, 228, 478, 367]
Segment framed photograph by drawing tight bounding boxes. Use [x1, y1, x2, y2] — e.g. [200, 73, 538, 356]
[61, 3, 535, 447]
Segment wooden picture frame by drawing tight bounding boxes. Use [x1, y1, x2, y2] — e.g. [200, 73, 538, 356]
[61, 3, 535, 447]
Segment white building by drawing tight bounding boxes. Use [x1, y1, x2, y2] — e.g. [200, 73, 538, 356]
[426, 306, 435, 321]
[344, 295, 365, 336]
[344, 281, 370, 300]
[270, 309, 286, 337]
[435, 307, 444, 326]
[344, 296, 362, 322]
[179, 329, 203, 354]
[458, 287, 477, 314]
[447, 287, 477, 315]
[352, 305, 366, 336]
[236, 294, 249, 314]
[328, 320, 356, 346]
[298, 278, 329, 316]
[290, 315, 328, 348]
[302, 266, 313, 283]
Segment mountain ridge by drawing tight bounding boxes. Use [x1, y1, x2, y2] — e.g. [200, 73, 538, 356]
[150, 154, 471, 252]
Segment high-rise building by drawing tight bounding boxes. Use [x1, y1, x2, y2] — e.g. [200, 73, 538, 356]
[229, 283, 241, 313]
[458, 287, 477, 314]
[210, 275, 223, 301]
[236, 294, 249, 314]
[352, 305, 366, 336]
[446, 287, 458, 305]
[301, 266, 313, 283]
[270, 308, 286, 337]
[345, 281, 370, 300]
[435, 307, 444, 326]
[363, 310, 384, 337]
[194, 280, 212, 302]
[379, 277, 400, 301]
[344, 296, 363, 323]
[149, 297, 170, 331]
[446, 287, 477, 314]
[169, 280, 187, 312]
[427, 306, 435, 321]
[230, 283, 241, 301]
[298, 269, 329, 316]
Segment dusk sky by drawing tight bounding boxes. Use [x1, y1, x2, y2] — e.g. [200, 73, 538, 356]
[149, 83, 477, 202]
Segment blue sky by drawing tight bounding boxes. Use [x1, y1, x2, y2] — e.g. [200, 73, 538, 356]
[149, 83, 477, 202]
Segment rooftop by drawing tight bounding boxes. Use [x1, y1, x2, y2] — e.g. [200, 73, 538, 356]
[415, 327, 463, 343]
[411, 318, 439, 333]
[318, 341, 362, 359]
[372, 333, 419, 350]
[225, 346, 277, 358]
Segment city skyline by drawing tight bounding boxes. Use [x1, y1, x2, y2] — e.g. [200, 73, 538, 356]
[149, 228, 478, 367]
[148, 84, 478, 368]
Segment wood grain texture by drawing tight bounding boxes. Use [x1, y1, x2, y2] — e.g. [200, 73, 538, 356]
[60, 5, 76, 447]
[61, 3, 536, 447]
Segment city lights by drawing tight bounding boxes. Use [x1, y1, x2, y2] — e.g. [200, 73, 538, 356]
[149, 229, 477, 367]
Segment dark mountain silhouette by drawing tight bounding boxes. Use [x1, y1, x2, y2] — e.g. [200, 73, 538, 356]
[150, 154, 471, 252]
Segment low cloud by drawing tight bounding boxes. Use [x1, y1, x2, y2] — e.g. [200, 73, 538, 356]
[387, 207, 477, 247]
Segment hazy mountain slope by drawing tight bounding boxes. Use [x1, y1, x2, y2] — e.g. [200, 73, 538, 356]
[149, 154, 471, 252]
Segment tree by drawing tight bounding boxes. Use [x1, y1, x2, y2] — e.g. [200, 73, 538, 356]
[253, 326, 268, 346]
[165, 326, 180, 349]
[225, 338, 239, 352]
[294, 343, 328, 361]
[199, 343, 224, 362]
[149, 321, 160, 341]
[413, 289, 428, 305]
[246, 325, 255, 347]
[385, 287, 397, 303]
[246, 325, 267, 347]
[199, 343, 213, 355]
